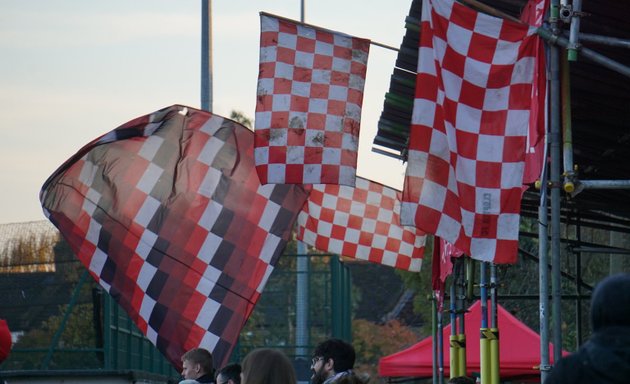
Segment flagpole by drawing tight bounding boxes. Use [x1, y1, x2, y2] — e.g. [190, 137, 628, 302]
[295, 3, 310, 378]
[260, 11, 399, 52]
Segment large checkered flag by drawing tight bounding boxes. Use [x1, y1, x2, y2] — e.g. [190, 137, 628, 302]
[40, 105, 309, 370]
[298, 177, 426, 272]
[254, 13, 370, 186]
[401, 0, 542, 263]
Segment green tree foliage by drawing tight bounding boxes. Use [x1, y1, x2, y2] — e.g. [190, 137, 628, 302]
[230, 110, 253, 128]
[397, 236, 435, 335]
[353, 318, 420, 383]
[0, 230, 58, 273]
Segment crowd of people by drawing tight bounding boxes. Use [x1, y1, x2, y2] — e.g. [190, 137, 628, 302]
[179, 338, 367, 384]
[177, 273, 630, 384]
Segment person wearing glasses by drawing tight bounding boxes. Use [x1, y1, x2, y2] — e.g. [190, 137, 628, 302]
[310, 338, 357, 384]
[216, 363, 241, 384]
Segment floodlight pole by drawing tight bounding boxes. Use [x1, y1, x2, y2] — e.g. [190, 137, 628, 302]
[201, 0, 213, 112]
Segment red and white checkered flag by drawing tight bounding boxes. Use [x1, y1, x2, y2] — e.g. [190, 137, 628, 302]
[521, 0, 548, 185]
[298, 177, 426, 272]
[40, 105, 309, 370]
[254, 13, 370, 186]
[401, 0, 541, 263]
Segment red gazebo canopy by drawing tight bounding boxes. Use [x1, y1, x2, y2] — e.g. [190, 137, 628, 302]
[379, 301, 566, 380]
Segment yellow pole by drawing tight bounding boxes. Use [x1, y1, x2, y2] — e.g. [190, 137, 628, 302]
[457, 333, 466, 377]
[489, 328, 500, 384]
[450, 334, 460, 377]
[480, 328, 491, 384]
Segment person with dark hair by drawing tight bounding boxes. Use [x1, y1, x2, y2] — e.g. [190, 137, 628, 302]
[311, 338, 356, 384]
[241, 348, 296, 384]
[217, 362, 241, 384]
[544, 273, 630, 384]
[180, 348, 215, 383]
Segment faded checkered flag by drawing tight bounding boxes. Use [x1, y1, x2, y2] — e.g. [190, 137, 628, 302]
[40, 105, 309, 370]
[254, 13, 370, 186]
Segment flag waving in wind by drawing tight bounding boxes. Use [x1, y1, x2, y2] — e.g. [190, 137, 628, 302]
[401, 0, 541, 263]
[255, 13, 370, 186]
[298, 177, 426, 272]
[40, 105, 309, 369]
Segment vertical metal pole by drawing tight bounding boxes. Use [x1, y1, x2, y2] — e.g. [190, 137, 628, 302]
[432, 293, 438, 383]
[301, 0, 305, 22]
[449, 277, 458, 378]
[480, 262, 489, 384]
[296, 241, 309, 360]
[549, 0, 564, 363]
[575, 216, 583, 348]
[201, 0, 213, 112]
[456, 261, 466, 378]
[538, 164, 550, 381]
[103, 289, 112, 370]
[561, 53, 574, 192]
[489, 265, 497, 330]
[330, 256, 351, 341]
[437, 306, 445, 384]
[295, 0, 308, 365]
[489, 264, 499, 384]
[567, 0, 582, 61]
[538, 2, 555, 376]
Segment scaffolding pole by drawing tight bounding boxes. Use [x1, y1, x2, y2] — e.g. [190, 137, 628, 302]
[549, 18, 565, 369]
[538, 28, 630, 78]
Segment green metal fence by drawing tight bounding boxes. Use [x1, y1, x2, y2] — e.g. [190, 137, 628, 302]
[1, 250, 351, 381]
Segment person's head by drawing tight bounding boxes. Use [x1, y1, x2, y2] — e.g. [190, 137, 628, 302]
[181, 348, 214, 380]
[241, 348, 296, 384]
[448, 376, 475, 384]
[311, 338, 356, 384]
[590, 273, 630, 331]
[217, 362, 241, 384]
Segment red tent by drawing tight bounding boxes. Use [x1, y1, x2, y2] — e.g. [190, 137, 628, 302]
[379, 301, 565, 380]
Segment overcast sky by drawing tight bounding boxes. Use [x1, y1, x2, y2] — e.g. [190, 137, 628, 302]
[0, 0, 411, 224]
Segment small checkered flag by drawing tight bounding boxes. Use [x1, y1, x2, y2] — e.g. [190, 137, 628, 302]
[254, 13, 370, 186]
[40, 105, 309, 370]
[298, 177, 425, 272]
